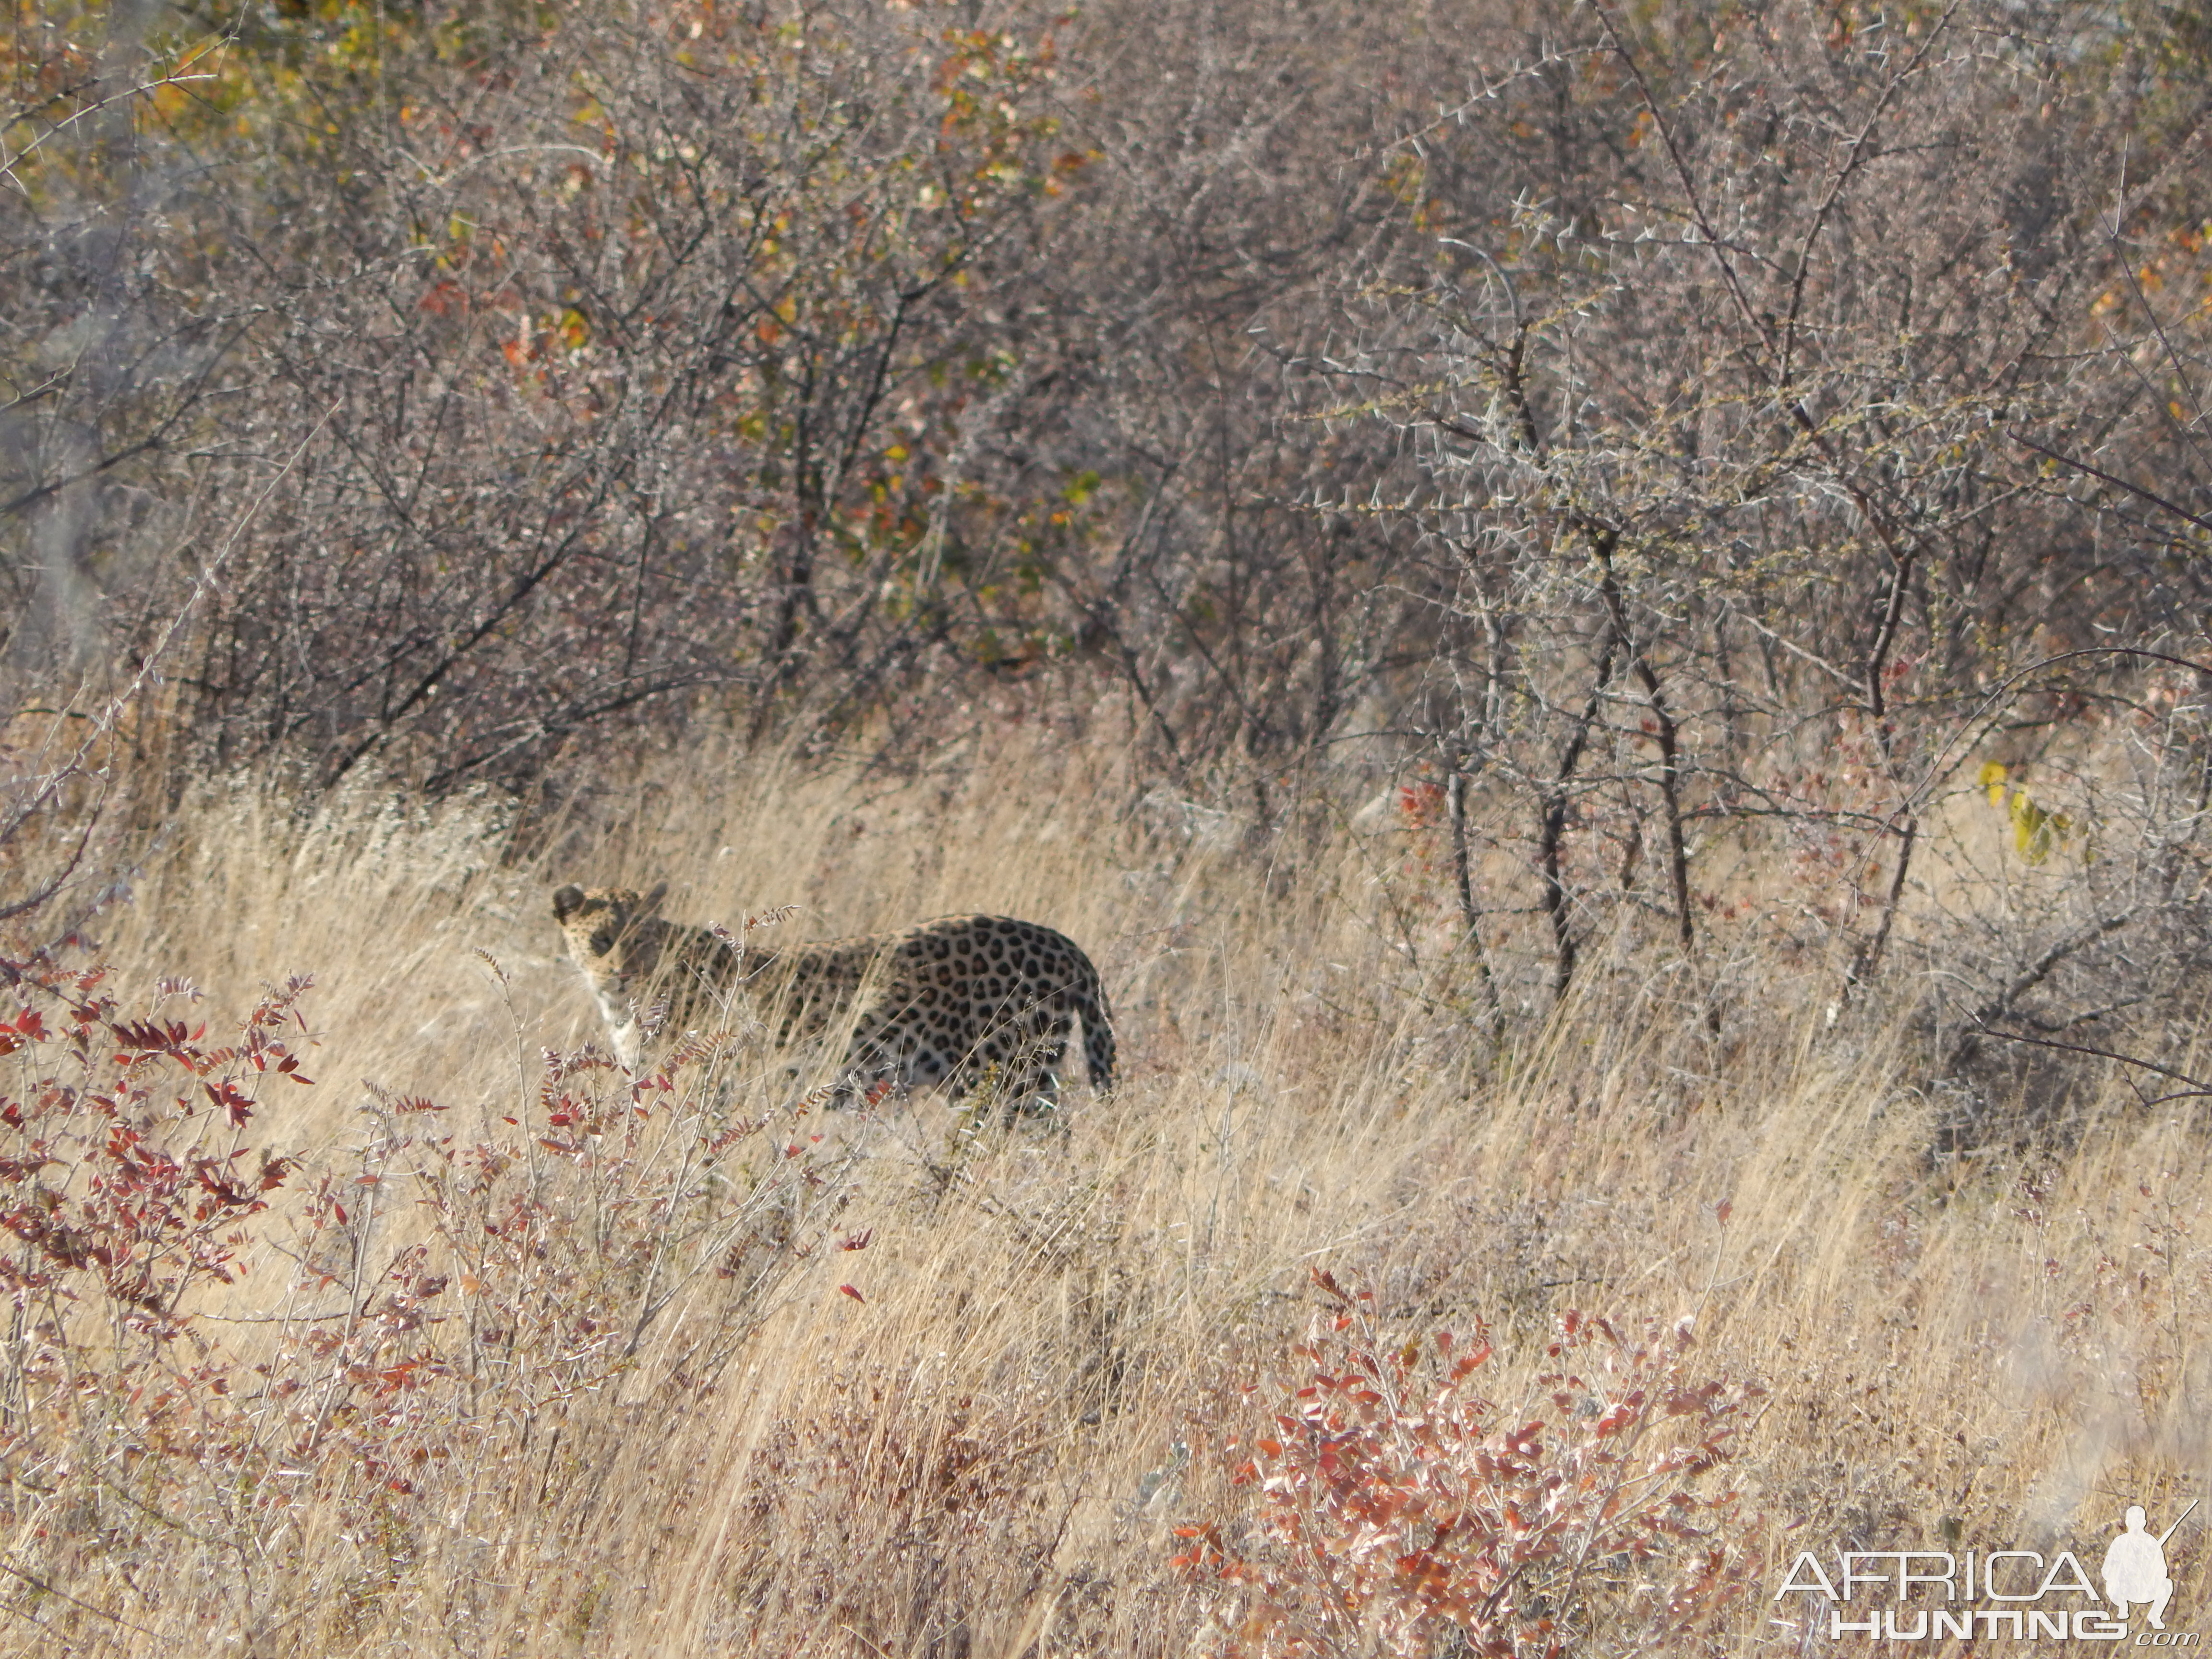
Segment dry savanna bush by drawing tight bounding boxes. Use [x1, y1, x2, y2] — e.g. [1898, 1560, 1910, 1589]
[12, 0, 2212, 795]
[0, 736, 2196, 1654]
[14, 0, 2212, 1093]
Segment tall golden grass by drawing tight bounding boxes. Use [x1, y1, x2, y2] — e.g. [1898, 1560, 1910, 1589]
[1, 733, 2205, 1655]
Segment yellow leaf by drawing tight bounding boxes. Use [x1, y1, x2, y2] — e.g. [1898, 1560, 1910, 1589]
[2011, 793, 2056, 864]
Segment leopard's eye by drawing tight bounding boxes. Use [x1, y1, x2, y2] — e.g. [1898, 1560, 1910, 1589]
[589, 931, 613, 957]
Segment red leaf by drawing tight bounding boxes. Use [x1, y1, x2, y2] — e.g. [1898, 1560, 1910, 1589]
[203, 1078, 254, 1126]
[1594, 1401, 1638, 1439]
[838, 1283, 865, 1302]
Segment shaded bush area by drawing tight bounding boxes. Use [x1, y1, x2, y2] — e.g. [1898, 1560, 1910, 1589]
[5, 0, 1083, 784]
[9, 1, 2205, 773]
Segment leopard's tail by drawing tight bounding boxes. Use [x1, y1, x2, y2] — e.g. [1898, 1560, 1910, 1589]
[1067, 948, 1116, 1094]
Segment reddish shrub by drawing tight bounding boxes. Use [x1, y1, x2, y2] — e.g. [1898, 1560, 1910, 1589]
[1178, 1270, 1764, 1658]
[0, 942, 841, 1640]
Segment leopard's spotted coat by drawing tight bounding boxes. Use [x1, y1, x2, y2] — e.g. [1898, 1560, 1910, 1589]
[552, 884, 1114, 1108]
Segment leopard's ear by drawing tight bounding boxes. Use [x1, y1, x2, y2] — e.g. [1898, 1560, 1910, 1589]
[641, 881, 670, 915]
[552, 884, 586, 920]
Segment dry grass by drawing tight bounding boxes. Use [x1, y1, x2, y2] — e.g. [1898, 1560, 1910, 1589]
[3, 732, 2208, 1655]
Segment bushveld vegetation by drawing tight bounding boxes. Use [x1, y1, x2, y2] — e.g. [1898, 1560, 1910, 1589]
[5, 0, 2212, 1652]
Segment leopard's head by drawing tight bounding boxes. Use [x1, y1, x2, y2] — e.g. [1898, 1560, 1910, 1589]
[552, 881, 670, 986]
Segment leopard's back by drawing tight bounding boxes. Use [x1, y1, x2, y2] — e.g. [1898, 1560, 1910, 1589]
[859, 914, 1115, 1097]
[554, 886, 1114, 1106]
[707, 914, 1116, 1103]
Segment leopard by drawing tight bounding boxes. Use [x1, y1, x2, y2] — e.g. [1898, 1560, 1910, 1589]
[551, 883, 1115, 1110]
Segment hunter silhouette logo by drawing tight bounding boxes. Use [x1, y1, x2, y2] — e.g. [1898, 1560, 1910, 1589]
[2106, 1502, 2196, 1632]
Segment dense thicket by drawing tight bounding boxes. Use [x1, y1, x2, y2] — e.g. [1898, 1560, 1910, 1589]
[11, 0, 2212, 1105]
